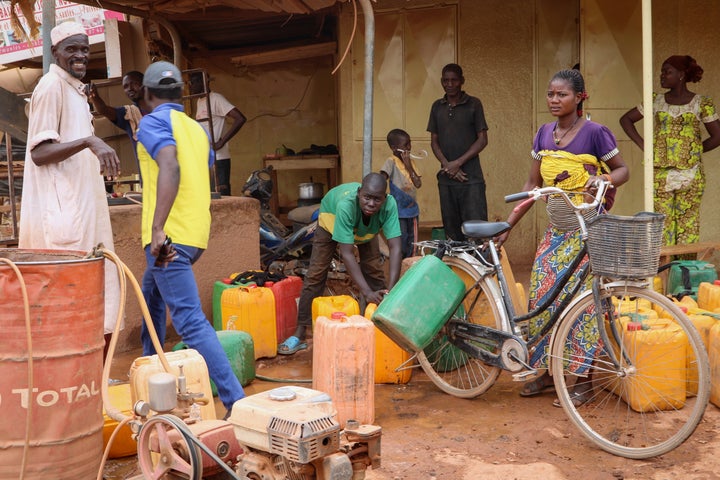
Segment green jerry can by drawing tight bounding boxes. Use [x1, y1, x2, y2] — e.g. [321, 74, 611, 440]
[212, 280, 238, 330]
[371, 254, 466, 352]
[173, 330, 255, 395]
[666, 260, 718, 299]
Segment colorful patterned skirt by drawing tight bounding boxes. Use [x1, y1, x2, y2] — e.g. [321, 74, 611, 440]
[527, 224, 600, 373]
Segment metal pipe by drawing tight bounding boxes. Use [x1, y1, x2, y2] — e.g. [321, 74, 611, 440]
[150, 15, 183, 66]
[41, 0, 55, 73]
[642, 0, 653, 211]
[358, 0, 375, 178]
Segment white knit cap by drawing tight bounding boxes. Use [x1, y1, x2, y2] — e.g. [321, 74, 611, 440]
[50, 21, 87, 46]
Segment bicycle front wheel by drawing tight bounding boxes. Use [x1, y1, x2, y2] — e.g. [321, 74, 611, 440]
[550, 284, 710, 459]
[417, 256, 504, 398]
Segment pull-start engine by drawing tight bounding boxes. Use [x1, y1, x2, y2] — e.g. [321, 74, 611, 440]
[135, 385, 381, 480]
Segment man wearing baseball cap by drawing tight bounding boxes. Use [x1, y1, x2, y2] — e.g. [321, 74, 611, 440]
[19, 21, 122, 362]
[136, 61, 245, 416]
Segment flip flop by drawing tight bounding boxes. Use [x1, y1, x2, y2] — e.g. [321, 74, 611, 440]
[278, 335, 308, 355]
[552, 388, 593, 408]
[519, 375, 555, 397]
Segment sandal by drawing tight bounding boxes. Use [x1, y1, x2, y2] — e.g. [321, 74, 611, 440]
[552, 386, 593, 408]
[278, 335, 308, 355]
[519, 374, 555, 397]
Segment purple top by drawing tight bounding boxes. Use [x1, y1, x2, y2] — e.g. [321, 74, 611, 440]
[531, 120, 620, 210]
[532, 120, 619, 162]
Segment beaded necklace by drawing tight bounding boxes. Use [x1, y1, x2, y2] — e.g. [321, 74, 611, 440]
[552, 115, 580, 145]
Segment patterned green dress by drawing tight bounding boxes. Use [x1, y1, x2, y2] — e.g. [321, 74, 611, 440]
[639, 93, 718, 245]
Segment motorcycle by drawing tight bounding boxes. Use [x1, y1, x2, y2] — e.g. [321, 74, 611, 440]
[241, 168, 355, 291]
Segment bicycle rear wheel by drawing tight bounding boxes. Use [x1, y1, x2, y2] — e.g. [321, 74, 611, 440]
[550, 284, 710, 458]
[417, 256, 504, 398]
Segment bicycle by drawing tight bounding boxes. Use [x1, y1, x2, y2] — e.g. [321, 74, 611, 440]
[412, 181, 710, 459]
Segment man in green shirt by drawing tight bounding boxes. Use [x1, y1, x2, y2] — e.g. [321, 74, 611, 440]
[278, 172, 403, 354]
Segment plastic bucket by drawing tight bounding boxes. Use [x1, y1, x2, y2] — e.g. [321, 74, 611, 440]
[0, 249, 105, 479]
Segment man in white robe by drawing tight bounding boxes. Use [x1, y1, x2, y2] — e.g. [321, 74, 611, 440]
[19, 21, 122, 361]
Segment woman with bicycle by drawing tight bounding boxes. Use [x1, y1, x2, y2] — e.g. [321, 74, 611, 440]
[499, 69, 629, 406]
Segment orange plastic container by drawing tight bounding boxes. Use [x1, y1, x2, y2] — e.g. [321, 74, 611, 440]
[129, 349, 216, 420]
[312, 313, 375, 427]
[0, 249, 105, 479]
[698, 281, 720, 311]
[621, 320, 688, 412]
[266, 276, 303, 343]
[311, 295, 360, 328]
[365, 303, 412, 384]
[708, 322, 720, 407]
[687, 314, 715, 395]
[103, 383, 137, 458]
[221, 285, 277, 359]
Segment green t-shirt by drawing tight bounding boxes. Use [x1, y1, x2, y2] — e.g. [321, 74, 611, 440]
[317, 182, 401, 244]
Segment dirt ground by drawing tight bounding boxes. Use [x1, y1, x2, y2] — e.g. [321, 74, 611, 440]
[104, 338, 720, 480]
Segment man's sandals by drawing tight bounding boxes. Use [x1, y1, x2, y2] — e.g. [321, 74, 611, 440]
[278, 335, 308, 355]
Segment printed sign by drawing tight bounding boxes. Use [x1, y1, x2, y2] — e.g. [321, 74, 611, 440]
[0, 0, 124, 65]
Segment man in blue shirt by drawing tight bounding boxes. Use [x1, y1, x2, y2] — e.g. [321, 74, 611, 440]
[89, 71, 150, 184]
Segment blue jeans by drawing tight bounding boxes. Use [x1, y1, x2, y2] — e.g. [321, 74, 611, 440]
[140, 244, 245, 410]
[399, 217, 417, 258]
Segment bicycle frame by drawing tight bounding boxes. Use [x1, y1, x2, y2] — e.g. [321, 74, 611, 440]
[421, 181, 629, 376]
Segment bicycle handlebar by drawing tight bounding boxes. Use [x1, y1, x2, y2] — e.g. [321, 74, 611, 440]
[504, 191, 531, 203]
[504, 180, 611, 213]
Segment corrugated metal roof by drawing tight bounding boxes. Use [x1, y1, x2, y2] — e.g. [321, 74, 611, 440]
[71, 0, 344, 57]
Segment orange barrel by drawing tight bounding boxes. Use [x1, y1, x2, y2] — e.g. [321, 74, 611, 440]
[365, 303, 412, 384]
[311, 295, 360, 329]
[0, 249, 105, 479]
[698, 281, 720, 311]
[266, 276, 303, 343]
[221, 285, 277, 359]
[312, 313, 375, 427]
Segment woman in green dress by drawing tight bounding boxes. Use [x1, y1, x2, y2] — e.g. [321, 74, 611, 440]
[620, 55, 720, 246]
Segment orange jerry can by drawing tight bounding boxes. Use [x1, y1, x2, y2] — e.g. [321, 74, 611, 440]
[621, 320, 688, 412]
[365, 303, 412, 384]
[708, 322, 720, 408]
[102, 383, 136, 458]
[698, 281, 720, 311]
[687, 314, 715, 396]
[311, 295, 360, 328]
[312, 313, 375, 427]
[221, 285, 277, 359]
[266, 276, 303, 344]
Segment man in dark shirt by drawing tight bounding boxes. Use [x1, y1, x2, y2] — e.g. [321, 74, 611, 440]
[427, 63, 489, 240]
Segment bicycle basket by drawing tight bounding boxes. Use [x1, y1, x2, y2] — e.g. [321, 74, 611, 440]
[586, 212, 665, 279]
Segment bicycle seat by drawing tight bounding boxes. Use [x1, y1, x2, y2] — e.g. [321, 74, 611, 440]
[461, 220, 511, 240]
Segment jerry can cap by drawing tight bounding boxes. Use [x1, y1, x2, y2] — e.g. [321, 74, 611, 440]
[627, 321, 642, 331]
[331, 311, 345, 319]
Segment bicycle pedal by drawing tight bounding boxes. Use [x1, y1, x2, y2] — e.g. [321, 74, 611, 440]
[512, 370, 538, 382]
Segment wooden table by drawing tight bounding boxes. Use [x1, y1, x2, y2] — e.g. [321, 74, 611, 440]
[262, 154, 339, 216]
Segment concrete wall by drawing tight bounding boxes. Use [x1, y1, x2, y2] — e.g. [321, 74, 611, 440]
[109, 197, 260, 353]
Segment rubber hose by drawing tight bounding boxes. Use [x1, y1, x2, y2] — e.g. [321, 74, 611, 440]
[256, 374, 312, 383]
